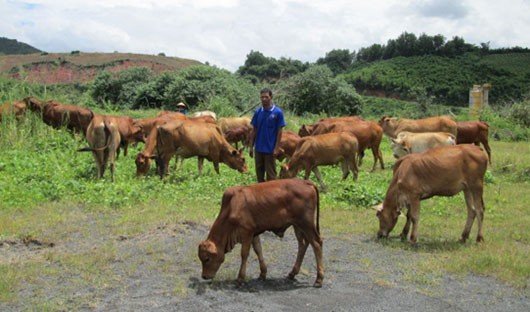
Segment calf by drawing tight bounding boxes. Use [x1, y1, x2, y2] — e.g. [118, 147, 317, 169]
[374, 144, 488, 243]
[390, 131, 456, 158]
[198, 178, 324, 287]
[457, 121, 491, 164]
[276, 130, 301, 162]
[280, 132, 358, 187]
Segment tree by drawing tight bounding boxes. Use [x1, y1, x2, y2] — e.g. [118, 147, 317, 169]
[316, 49, 355, 75]
[276, 65, 362, 116]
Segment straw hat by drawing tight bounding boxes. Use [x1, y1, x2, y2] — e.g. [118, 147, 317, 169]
[176, 102, 187, 108]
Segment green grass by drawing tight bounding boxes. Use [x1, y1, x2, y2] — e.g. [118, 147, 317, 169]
[1, 110, 530, 307]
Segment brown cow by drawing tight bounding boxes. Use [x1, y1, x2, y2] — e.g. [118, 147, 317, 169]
[198, 178, 324, 287]
[78, 114, 121, 182]
[457, 121, 491, 164]
[276, 130, 301, 162]
[106, 115, 144, 158]
[27, 98, 94, 135]
[223, 124, 252, 150]
[280, 132, 359, 187]
[300, 119, 385, 171]
[378, 115, 457, 138]
[0, 99, 27, 121]
[155, 119, 248, 177]
[374, 144, 488, 243]
[390, 131, 456, 158]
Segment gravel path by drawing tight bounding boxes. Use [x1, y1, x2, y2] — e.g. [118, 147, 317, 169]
[2, 222, 529, 311]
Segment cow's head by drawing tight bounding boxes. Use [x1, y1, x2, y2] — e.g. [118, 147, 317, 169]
[198, 240, 225, 280]
[390, 138, 411, 159]
[298, 125, 313, 137]
[135, 152, 152, 176]
[279, 164, 295, 179]
[373, 202, 400, 239]
[222, 147, 248, 173]
[379, 116, 398, 137]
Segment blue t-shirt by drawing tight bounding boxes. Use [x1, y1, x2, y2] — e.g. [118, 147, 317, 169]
[251, 104, 286, 154]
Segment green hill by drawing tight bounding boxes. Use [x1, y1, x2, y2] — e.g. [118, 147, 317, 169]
[0, 37, 41, 55]
[343, 52, 530, 106]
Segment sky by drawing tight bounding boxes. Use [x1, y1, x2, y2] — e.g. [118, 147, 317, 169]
[2, 0, 530, 72]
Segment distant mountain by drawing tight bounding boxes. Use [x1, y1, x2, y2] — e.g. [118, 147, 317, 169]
[0, 51, 202, 84]
[0, 37, 42, 55]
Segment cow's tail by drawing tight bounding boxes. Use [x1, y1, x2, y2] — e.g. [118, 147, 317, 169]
[314, 183, 320, 235]
[77, 120, 112, 152]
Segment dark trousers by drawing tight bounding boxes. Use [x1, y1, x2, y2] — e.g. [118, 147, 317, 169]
[254, 151, 277, 182]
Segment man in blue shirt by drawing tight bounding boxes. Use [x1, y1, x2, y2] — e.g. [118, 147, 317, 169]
[249, 88, 286, 182]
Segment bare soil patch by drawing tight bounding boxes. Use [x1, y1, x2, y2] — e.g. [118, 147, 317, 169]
[1, 221, 529, 311]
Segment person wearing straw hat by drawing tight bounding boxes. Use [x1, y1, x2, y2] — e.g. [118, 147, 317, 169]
[175, 102, 188, 115]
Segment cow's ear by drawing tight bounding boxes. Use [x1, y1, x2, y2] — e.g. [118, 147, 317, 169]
[403, 146, 411, 154]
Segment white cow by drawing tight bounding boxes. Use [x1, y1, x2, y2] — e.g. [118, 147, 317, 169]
[391, 131, 456, 158]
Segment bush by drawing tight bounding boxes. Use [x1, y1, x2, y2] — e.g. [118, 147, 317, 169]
[509, 99, 530, 127]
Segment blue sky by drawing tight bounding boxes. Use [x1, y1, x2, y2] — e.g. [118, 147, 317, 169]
[2, 0, 529, 71]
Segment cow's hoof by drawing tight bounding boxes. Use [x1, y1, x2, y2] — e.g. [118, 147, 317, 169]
[258, 273, 266, 281]
[313, 281, 323, 288]
[287, 272, 296, 280]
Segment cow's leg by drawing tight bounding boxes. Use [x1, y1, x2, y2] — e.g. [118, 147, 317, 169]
[340, 160, 350, 180]
[408, 199, 421, 243]
[288, 227, 309, 280]
[306, 228, 324, 287]
[358, 149, 365, 167]
[310, 167, 326, 189]
[251, 236, 267, 280]
[400, 209, 412, 241]
[461, 189, 476, 243]
[350, 154, 358, 180]
[475, 195, 485, 243]
[238, 236, 253, 282]
[377, 147, 385, 170]
[198, 157, 206, 175]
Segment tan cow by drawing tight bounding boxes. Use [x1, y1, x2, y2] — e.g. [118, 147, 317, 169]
[27, 98, 94, 135]
[300, 119, 385, 171]
[374, 144, 488, 243]
[192, 110, 217, 121]
[78, 114, 121, 182]
[218, 116, 252, 133]
[198, 178, 324, 287]
[280, 132, 358, 187]
[457, 121, 491, 164]
[0, 99, 27, 121]
[378, 115, 457, 138]
[390, 131, 456, 158]
[155, 119, 248, 177]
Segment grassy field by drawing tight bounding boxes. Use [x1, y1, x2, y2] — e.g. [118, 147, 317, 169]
[1, 111, 529, 305]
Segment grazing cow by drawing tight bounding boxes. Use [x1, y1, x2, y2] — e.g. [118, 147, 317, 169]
[390, 131, 456, 158]
[155, 119, 248, 177]
[27, 98, 94, 135]
[192, 110, 217, 121]
[0, 99, 27, 121]
[378, 115, 457, 138]
[218, 116, 252, 133]
[300, 119, 385, 171]
[78, 114, 121, 182]
[223, 124, 252, 150]
[280, 132, 359, 187]
[276, 130, 301, 162]
[457, 121, 491, 164]
[298, 116, 363, 137]
[198, 178, 324, 287]
[374, 144, 488, 243]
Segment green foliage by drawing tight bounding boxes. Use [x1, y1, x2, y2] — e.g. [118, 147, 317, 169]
[509, 99, 530, 127]
[344, 53, 530, 105]
[276, 65, 363, 116]
[237, 50, 309, 83]
[316, 49, 355, 75]
[0, 37, 41, 55]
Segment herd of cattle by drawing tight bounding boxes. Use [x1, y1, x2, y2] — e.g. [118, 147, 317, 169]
[1, 97, 492, 287]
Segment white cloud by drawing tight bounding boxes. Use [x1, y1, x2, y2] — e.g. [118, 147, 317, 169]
[1, 0, 529, 71]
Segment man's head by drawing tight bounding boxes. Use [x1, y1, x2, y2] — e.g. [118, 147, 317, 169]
[176, 102, 187, 113]
[260, 88, 273, 108]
